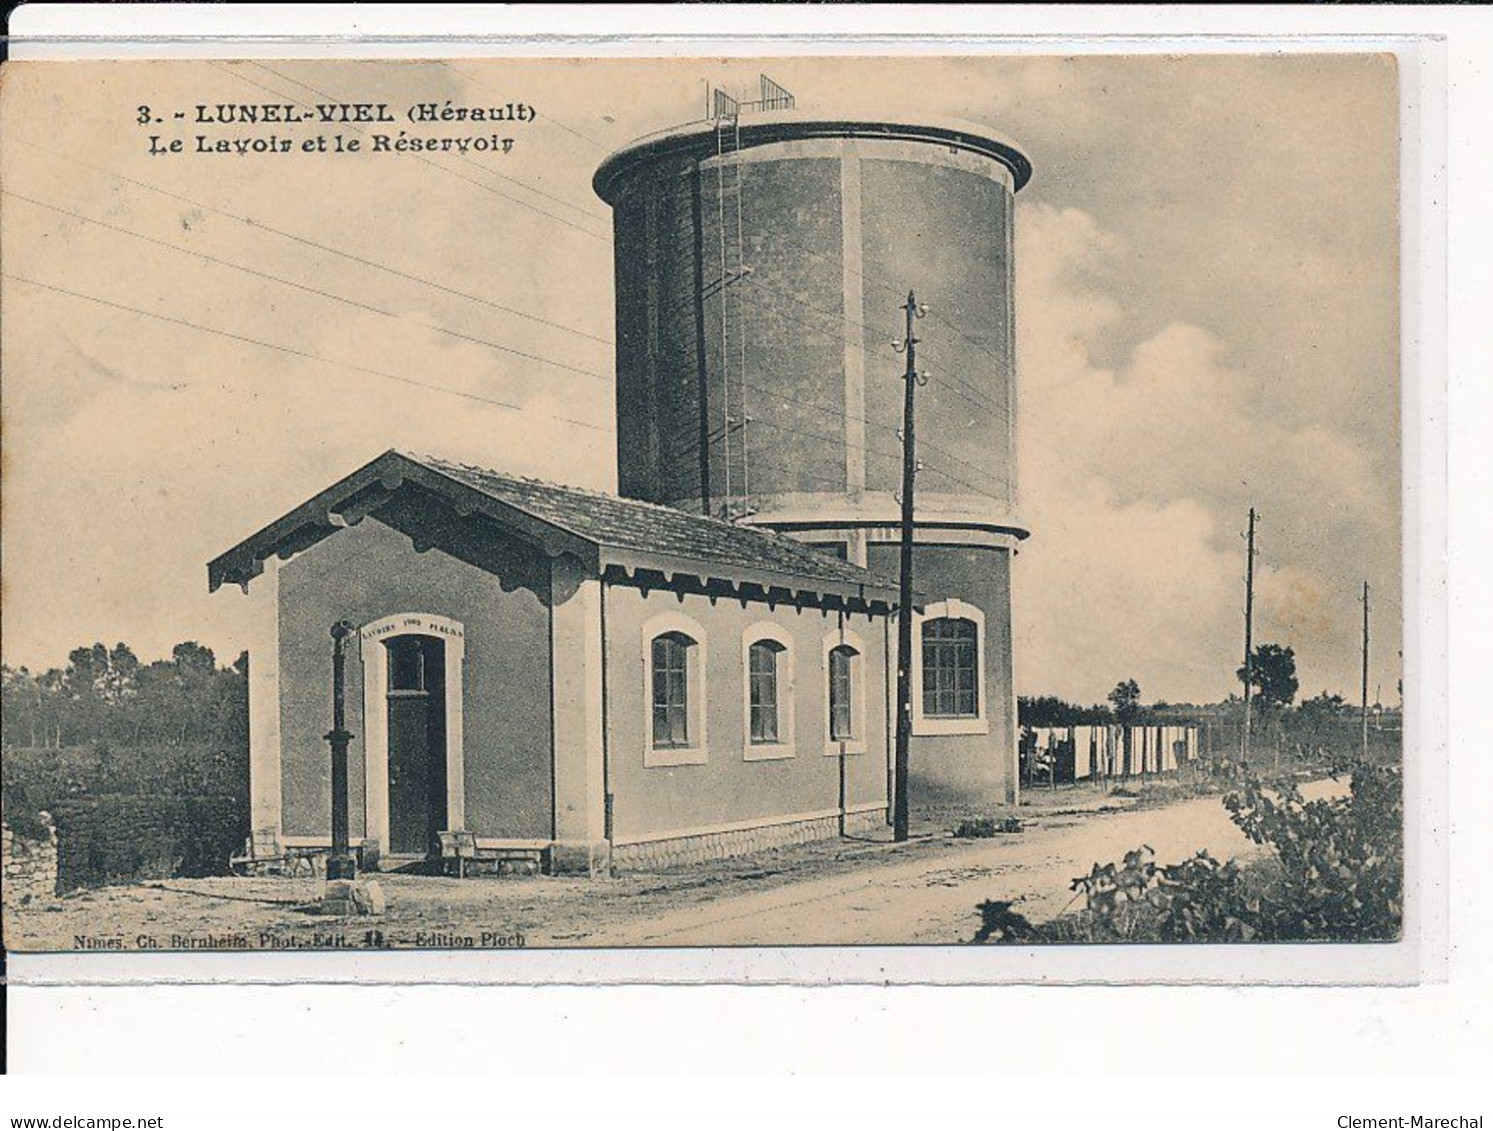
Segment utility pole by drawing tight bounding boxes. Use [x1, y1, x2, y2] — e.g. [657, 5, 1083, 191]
[1240, 507, 1257, 764]
[1361, 581, 1371, 760]
[892, 290, 925, 843]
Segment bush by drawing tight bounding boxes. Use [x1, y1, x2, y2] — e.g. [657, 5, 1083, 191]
[50, 794, 247, 892]
[4, 743, 249, 891]
[974, 762, 1403, 944]
[1224, 761, 1402, 941]
[2, 742, 247, 802]
[954, 816, 1023, 838]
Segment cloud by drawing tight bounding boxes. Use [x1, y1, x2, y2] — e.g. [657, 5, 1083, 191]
[0, 56, 1401, 706]
[1, 304, 613, 671]
[1013, 202, 1399, 705]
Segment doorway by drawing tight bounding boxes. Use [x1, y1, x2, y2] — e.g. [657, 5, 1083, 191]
[384, 634, 448, 856]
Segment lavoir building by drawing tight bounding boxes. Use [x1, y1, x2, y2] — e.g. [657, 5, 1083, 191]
[211, 107, 1031, 874]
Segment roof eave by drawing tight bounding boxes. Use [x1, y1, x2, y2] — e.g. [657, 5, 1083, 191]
[207, 451, 597, 592]
[598, 547, 902, 607]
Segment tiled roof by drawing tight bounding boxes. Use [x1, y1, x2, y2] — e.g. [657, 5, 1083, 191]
[413, 453, 895, 593]
[209, 449, 900, 601]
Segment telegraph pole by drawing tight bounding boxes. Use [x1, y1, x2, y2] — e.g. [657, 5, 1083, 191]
[1240, 507, 1257, 764]
[1361, 581, 1371, 760]
[892, 291, 925, 843]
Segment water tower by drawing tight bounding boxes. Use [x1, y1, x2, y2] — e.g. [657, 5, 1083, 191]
[594, 85, 1030, 803]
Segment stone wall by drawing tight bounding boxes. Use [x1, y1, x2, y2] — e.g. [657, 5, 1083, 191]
[51, 794, 245, 892]
[610, 808, 885, 873]
[3, 813, 58, 905]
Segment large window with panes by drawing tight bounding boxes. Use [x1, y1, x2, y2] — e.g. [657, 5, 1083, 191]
[921, 617, 979, 718]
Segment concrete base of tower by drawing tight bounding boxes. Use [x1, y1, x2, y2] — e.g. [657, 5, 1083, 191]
[874, 538, 1022, 815]
[908, 733, 1018, 809]
[752, 513, 1027, 817]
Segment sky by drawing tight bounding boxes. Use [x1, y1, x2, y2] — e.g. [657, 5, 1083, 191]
[0, 54, 1402, 706]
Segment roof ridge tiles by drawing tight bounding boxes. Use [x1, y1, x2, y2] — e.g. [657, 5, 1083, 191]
[403, 449, 873, 563]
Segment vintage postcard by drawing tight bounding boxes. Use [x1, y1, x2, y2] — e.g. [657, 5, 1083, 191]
[0, 49, 1424, 978]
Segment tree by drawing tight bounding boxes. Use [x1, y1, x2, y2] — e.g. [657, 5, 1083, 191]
[66, 644, 108, 687]
[1237, 644, 1299, 709]
[2, 665, 42, 747]
[1019, 695, 1112, 727]
[104, 643, 140, 702]
[1107, 679, 1142, 725]
[1298, 690, 1346, 719]
[1106, 679, 1143, 779]
[171, 641, 217, 680]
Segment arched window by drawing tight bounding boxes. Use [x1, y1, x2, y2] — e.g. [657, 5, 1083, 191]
[912, 600, 989, 736]
[642, 612, 709, 767]
[741, 622, 796, 761]
[822, 627, 868, 756]
[922, 617, 979, 718]
[748, 640, 785, 744]
[828, 644, 857, 741]
[651, 631, 695, 749]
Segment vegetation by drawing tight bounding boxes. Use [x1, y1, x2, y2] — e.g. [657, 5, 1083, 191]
[1018, 695, 1114, 727]
[1019, 678, 1220, 729]
[1237, 643, 1300, 709]
[974, 761, 1403, 944]
[1223, 762, 1401, 941]
[2, 641, 247, 749]
[3, 641, 251, 892]
[954, 816, 1023, 838]
[1107, 679, 1143, 725]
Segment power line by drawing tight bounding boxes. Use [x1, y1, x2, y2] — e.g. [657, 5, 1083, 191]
[245, 61, 611, 225]
[861, 247, 1018, 373]
[225, 82, 1019, 426]
[10, 114, 1008, 502]
[70, 87, 1015, 432]
[736, 271, 1013, 421]
[664, 407, 1013, 506]
[437, 61, 615, 153]
[662, 375, 1015, 503]
[701, 160, 1022, 414]
[5, 190, 612, 384]
[652, 278, 1015, 499]
[741, 417, 1011, 506]
[737, 375, 1014, 493]
[196, 71, 1015, 387]
[1256, 548, 1387, 607]
[5, 273, 610, 433]
[24, 101, 1047, 504]
[10, 137, 614, 347]
[617, 155, 1019, 422]
[732, 215, 1021, 391]
[518, 93, 1017, 385]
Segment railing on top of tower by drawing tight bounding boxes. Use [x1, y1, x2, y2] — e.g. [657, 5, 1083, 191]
[706, 75, 796, 122]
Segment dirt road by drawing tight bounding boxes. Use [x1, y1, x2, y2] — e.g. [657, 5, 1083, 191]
[585, 790, 1284, 946]
[8, 779, 1343, 952]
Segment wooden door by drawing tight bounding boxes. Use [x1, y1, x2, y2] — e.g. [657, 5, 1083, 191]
[385, 635, 447, 856]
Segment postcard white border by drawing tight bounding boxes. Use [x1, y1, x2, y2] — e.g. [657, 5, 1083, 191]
[0, 7, 1455, 996]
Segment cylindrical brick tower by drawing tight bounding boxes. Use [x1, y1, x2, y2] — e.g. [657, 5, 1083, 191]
[595, 110, 1031, 804]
